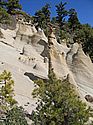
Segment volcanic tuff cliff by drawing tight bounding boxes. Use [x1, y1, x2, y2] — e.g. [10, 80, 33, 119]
[0, 19, 93, 114]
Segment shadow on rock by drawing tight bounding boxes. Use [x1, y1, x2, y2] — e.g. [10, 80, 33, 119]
[24, 72, 48, 82]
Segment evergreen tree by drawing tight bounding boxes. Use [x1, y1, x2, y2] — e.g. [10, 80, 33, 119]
[0, 70, 17, 120]
[51, 17, 57, 25]
[55, 1, 68, 43]
[68, 8, 80, 33]
[0, 7, 11, 24]
[31, 70, 93, 125]
[0, 0, 7, 8]
[0, 0, 4, 7]
[79, 24, 93, 62]
[34, 10, 45, 29]
[0, 70, 17, 106]
[42, 4, 51, 22]
[6, 0, 22, 14]
[4, 106, 28, 125]
[56, 1, 68, 30]
[67, 9, 93, 62]
[34, 3, 51, 34]
[0, 71, 28, 125]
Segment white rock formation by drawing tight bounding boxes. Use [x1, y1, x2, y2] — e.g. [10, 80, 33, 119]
[0, 22, 48, 114]
[48, 32, 93, 106]
[0, 21, 93, 114]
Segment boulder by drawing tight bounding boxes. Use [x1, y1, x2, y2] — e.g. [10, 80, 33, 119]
[85, 95, 93, 102]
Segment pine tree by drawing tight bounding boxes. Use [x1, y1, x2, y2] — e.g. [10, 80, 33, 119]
[51, 17, 57, 25]
[0, 0, 4, 7]
[6, 0, 22, 14]
[0, 7, 11, 24]
[0, 71, 28, 124]
[42, 4, 51, 25]
[56, 1, 68, 30]
[0, 70, 17, 120]
[4, 106, 28, 125]
[31, 70, 93, 125]
[0, 0, 7, 8]
[34, 10, 45, 29]
[80, 24, 93, 62]
[68, 8, 80, 33]
[34, 3, 51, 33]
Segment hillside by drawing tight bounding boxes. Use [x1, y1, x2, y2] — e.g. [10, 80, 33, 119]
[1, 0, 93, 124]
[0, 18, 93, 114]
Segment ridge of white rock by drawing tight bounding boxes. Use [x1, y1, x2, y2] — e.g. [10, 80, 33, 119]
[0, 21, 93, 114]
[0, 22, 48, 113]
[49, 32, 93, 106]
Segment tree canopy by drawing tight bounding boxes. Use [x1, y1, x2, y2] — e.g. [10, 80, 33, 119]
[31, 71, 93, 125]
[34, 3, 51, 36]
[6, 0, 22, 14]
[4, 106, 28, 125]
[56, 1, 68, 30]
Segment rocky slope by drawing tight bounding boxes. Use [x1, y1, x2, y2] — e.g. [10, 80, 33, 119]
[0, 20, 93, 114]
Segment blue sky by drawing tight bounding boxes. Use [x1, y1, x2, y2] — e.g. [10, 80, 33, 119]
[20, 0, 93, 27]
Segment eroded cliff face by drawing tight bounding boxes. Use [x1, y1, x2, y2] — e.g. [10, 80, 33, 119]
[0, 22, 48, 113]
[49, 32, 93, 106]
[0, 21, 93, 113]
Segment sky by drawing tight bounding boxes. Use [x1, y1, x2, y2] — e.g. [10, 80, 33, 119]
[20, 0, 93, 27]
